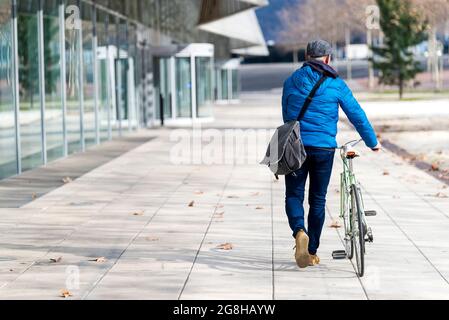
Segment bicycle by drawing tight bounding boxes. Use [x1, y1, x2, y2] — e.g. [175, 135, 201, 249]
[332, 139, 377, 277]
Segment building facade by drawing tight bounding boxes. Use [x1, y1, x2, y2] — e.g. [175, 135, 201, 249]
[0, 0, 267, 180]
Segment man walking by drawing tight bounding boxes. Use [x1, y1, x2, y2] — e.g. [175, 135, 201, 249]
[282, 40, 381, 268]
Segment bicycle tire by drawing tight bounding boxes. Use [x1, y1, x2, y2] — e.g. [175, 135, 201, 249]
[341, 176, 353, 259]
[351, 185, 365, 277]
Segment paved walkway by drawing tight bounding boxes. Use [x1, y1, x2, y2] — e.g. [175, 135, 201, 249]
[0, 93, 448, 300]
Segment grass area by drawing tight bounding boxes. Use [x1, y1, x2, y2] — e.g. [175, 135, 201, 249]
[355, 90, 449, 102]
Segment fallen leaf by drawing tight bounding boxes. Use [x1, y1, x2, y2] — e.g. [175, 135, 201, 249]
[329, 220, 342, 228]
[435, 192, 448, 199]
[255, 206, 264, 210]
[60, 290, 72, 298]
[62, 177, 73, 184]
[132, 210, 144, 216]
[50, 257, 62, 263]
[188, 201, 195, 207]
[431, 163, 440, 171]
[9, 269, 14, 272]
[146, 237, 160, 242]
[383, 170, 390, 176]
[89, 257, 107, 263]
[217, 243, 233, 250]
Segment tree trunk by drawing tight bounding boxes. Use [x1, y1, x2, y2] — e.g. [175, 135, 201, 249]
[292, 49, 299, 69]
[345, 27, 352, 81]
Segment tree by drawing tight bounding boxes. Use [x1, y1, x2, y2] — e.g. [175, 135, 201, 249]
[411, 0, 449, 90]
[371, 0, 427, 99]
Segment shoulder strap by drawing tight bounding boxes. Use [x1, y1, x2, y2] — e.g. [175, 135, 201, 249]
[297, 75, 327, 121]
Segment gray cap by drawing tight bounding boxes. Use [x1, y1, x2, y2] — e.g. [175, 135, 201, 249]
[306, 39, 332, 58]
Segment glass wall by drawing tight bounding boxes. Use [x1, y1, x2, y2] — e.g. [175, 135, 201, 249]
[0, 0, 16, 179]
[158, 58, 172, 119]
[195, 57, 212, 118]
[231, 69, 239, 100]
[96, 7, 110, 142]
[81, 1, 95, 147]
[220, 69, 228, 100]
[65, 0, 82, 154]
[175, 57, 191, 118]
[18, 0, 42, 172]
[43, 0, 64, 162]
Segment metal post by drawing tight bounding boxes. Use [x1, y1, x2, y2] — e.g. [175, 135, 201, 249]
[37, 0, 47, 164]
[367, 29, 374, 90]
[191, 55, 197, 119]
[92, 4, 100, 144]
[77, 0, 85, 151]
[11, 0, 22, 174]
[170, 56, 176, 119]
[115, 18, 122, 136]
[106, 14, 112, 140]
[59, 0, 68, 156]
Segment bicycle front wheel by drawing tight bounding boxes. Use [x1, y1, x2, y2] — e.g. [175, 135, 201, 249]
[351, 185, 365, 277]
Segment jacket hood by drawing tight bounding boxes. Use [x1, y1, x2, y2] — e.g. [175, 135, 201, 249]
[291, 60, 338, 94]
[303, 60, 339, 79]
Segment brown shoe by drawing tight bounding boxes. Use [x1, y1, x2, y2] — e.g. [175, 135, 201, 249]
[295, 230, 310, 268]
[309, 254, 320, 266]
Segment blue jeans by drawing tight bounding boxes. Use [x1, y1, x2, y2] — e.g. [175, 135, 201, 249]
[285, 147, 335, 255]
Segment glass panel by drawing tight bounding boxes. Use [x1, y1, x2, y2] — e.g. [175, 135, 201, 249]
[127, 22, 138, 129]
[18, 0, 42, 172]
[108, 14, 118, 136]
[65, 0, 81, 154]
[159, 58, 172, 119]
[0, 1, 16, 179]
[96, 8, 109, 142]
[195, 57, 212, 118]
[220, 69, 228, 100]
[81, 2, 95, 147]
[175, 57, 191, 118]
[114, 18, 127, 133]
[43, 0, 63, 162]
[231, 69, 239, 100]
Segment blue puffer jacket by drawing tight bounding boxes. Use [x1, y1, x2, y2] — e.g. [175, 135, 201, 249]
[282, 61, 378, 149]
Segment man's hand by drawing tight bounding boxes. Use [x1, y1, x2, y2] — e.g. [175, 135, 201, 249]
[371, 143, 382, 152]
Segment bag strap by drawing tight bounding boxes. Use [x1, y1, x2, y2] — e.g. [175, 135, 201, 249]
[297, 75, 327, 121]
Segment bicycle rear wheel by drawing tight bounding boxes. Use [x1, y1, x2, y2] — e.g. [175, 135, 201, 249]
[341, 175, 353, 259]
[351, 185, 365, 277]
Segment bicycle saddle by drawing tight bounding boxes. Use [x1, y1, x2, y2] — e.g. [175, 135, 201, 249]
[345, 147, 360, 159]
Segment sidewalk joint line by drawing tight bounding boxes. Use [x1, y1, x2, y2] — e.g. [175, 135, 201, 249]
[177, 166, 235, 300]
[82, 168, 198, 299]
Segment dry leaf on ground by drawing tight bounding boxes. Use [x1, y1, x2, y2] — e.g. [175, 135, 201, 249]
[132, 210, 144, 216]
[435, 192, 448, 199]
[383, 170, 390, 176]
[188, 201, 195, 207]
[146, 236, 160, 242]
[62, 177, 73, 184]
[89, 257, 107, 263]
[50, 257, 62, 263]
[217, 243, 233, 250]
[431, 163, 440, 171]
[255, 206, 264, 210]
[329, 220, 342, 228]
[60, 290, 72, 298]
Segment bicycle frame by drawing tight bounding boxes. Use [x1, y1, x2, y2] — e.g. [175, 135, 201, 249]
[339, 141, 368, 239]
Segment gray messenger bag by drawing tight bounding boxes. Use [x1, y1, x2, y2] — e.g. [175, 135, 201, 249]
[260, 74, 327, 179]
